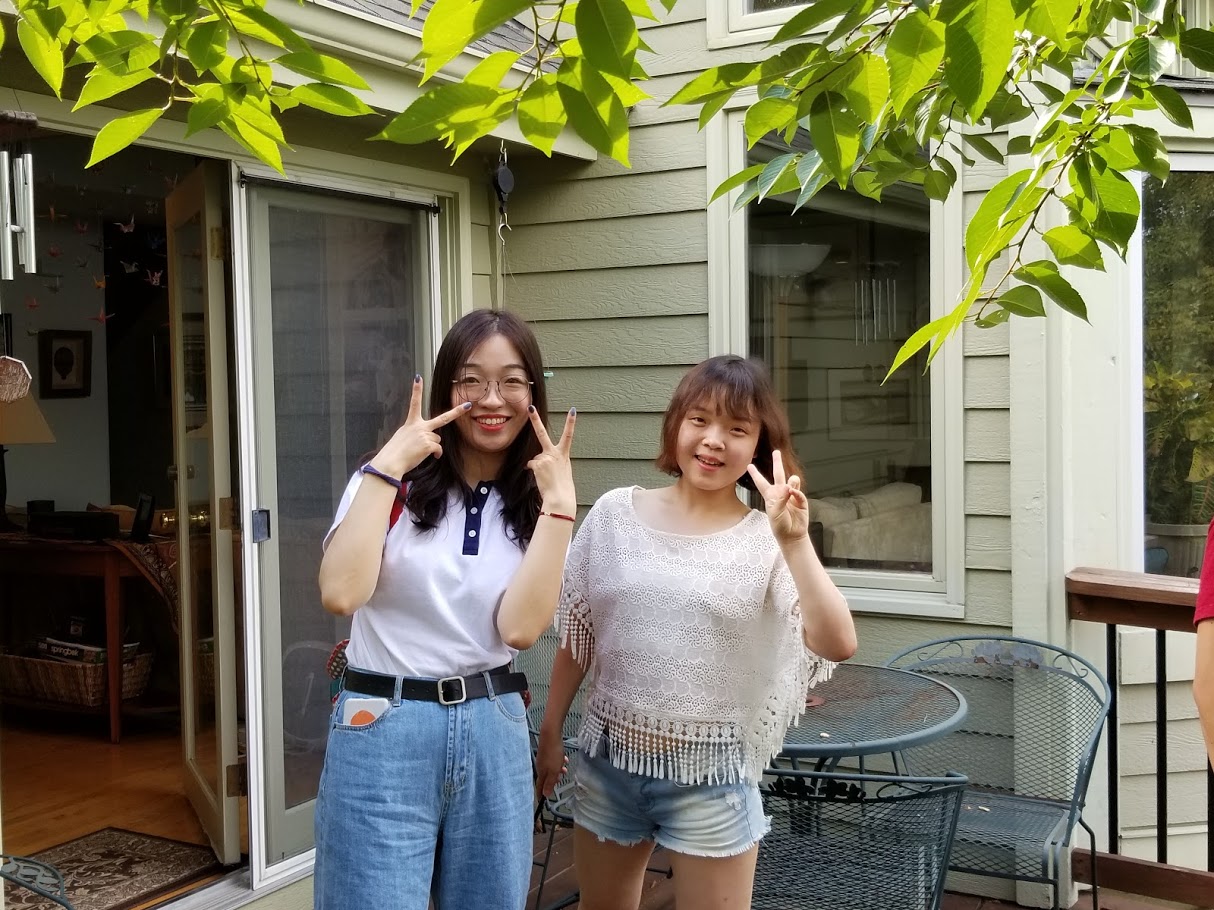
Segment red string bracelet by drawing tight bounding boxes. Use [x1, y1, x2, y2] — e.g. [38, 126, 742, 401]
[539, 511, 576, 522]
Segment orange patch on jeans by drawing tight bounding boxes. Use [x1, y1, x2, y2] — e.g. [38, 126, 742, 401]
[348, 709, 377, 726]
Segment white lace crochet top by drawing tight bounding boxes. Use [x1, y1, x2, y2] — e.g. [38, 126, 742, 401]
[558, 486, 835, 784]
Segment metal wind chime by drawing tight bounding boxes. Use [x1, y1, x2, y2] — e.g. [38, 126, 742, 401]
[855, 261, 900, 345]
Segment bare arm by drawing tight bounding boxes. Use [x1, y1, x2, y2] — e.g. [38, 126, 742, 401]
[1196, 620, 1214, 772]
[536, 643, 589, 797]
[318, 478, 398, 615]
[318, 375, 470, 616]
[780, 534, 857, 661]
[497, 408, 578, 649]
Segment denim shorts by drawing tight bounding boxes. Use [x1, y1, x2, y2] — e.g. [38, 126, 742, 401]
[571, 744, 770, 858]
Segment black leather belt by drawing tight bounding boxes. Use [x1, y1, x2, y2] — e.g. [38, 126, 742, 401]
[343, 664, 527, 706]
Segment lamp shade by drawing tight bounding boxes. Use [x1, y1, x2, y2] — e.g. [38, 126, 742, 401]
[749, 243, 831, 277]
[0, 393, 55, 445]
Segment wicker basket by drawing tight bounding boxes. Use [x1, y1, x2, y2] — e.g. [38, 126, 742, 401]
[0, 652, 153, 707]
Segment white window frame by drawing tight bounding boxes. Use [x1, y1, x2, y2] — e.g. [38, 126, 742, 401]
[706, 97, 965, 618]
[708, 0, 809, 48]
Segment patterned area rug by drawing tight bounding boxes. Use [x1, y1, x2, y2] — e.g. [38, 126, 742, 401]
[3, 828, 223, 910]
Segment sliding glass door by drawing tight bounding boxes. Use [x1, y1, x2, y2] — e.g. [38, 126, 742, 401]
[244, 182, 437, 868]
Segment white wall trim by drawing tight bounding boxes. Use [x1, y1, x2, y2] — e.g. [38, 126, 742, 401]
[706, 99, 965, 617]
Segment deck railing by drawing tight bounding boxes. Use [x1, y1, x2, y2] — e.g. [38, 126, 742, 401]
[1066, 568, 1214, 906]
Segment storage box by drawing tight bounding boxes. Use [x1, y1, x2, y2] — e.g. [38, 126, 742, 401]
[36, 638, 140, 664]
[0, 652, 153, 706]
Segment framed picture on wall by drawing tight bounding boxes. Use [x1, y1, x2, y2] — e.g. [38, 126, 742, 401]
[826, 367, 911, 441]
[38, 329, 92, 399]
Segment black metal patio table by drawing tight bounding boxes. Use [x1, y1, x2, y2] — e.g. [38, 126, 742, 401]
[780, 662, 968, 766]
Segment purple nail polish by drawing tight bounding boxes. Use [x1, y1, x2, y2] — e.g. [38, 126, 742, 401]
[463, 402, 472, 409]
[414, 373, 421, 382]
[570, 407, 577, 416]
[528, 405, 536, 413]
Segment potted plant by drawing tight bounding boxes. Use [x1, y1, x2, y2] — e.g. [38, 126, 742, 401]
[1144, 362, 1214, 577]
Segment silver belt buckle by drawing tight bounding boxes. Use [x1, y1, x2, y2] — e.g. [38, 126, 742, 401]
[437, 675, 467, 705]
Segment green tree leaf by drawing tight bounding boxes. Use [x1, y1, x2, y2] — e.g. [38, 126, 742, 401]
[517, 76, 567, 156]
[1043, 224, 1105, 270]
[576, 0, 638, 80]
[73, 67, 155, 110]
[771, 0, 854, 45]
[183, 19, 228, 72]
[1127, 36, 1176, 80]
[378, 82, 502, 143]
[965, 169, 1031, 270]
[556, 58, 630, 165]
[923, 167, 953, 200]
[808, 92, 861, 183]
[711, 163, 765, 204]
[1025, 0, 1075, 43]
[944, 0, 1016, 119]
[744, 96, 797, 147]
[18, 18, 65, 97]
[1180, 27, 1214, 71]
[887, 11, 945, 116]
[1014, 259, 1088, 320]
[276, 50, 370, 90]
[290, 83, 375, 117]
[964, 132, 1004, 163]
[185, 96, 229, 137]
[841, 53, 890, 124]
[757, 152, 797, 201]
[87, 106, 163, 166]
[223, 6, 308, 51]
[997, 285, 1046, 317]
[220, 116, 284, 172]
[1147, 84, 1193, 130]
[419, 0, 532, 82]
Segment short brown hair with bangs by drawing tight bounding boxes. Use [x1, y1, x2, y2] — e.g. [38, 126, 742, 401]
[655, 355, 803, 491]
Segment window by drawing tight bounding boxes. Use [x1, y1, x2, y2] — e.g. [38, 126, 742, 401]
[708, 0, 813, 48]
[1142, 172, 1214, 578]
[748, 178, 934, 575]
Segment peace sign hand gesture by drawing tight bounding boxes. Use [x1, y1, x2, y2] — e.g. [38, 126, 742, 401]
[369, 375, 471, 478]
[747, 450, 810, 544]
[526, 406, 577, 515]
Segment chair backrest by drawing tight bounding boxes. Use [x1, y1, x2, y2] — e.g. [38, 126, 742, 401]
[513, 625, 588, 742]
[755, 769, 967, 910]
[1, 855, 75, 909]
[885, 636, 1111, 813]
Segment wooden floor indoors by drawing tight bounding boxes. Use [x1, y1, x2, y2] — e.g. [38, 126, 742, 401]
[0, 710, 207, 854]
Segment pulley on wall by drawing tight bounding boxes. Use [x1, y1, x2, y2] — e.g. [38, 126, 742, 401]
[493, 141, 514, 244]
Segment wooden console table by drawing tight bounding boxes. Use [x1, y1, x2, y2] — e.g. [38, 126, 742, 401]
[0, 535, 153, 743]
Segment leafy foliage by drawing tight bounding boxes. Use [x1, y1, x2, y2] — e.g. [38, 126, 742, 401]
[1142, 173, 1214, 524]
[6, 0, 1214, 372]
[382, 0, 1214, 373]
[7, 0, 376, 172]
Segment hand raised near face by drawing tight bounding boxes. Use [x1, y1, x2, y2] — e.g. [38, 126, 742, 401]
[526, 406, 577, 516]
[369, 375, 471, 478]
[746, 450, 810, 544]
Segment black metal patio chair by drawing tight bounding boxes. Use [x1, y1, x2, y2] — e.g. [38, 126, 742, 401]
[885, 636, 1112, 910]
[1, 854, 76, 909]
[755, 768, 967, 910]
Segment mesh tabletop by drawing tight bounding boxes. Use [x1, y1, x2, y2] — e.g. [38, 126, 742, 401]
[782, 663, 967, 759]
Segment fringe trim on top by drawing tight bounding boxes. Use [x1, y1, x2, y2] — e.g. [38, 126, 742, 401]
[577, 645, 835, 787]
[557, 605, 595, 671]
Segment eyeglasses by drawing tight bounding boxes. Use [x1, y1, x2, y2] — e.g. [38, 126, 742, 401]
[452, 374, 534, 403]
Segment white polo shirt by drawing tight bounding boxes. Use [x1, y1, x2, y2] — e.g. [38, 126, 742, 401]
[324, 472, 524, 679]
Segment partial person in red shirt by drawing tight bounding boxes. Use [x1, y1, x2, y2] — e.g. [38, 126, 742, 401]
[1194, 519, 1214, 771]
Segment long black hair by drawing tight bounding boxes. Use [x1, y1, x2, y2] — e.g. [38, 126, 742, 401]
[401, 309, 548, 547]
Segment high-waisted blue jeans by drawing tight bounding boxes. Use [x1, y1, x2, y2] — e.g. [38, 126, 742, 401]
[313, 683, 533, 910]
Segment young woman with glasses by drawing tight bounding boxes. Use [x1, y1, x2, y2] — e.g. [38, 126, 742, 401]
[536, 355, 855, 910]
[315, 308, 577, 910]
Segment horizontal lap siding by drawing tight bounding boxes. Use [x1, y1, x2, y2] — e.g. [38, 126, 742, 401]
[506, 14, 712, 513]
